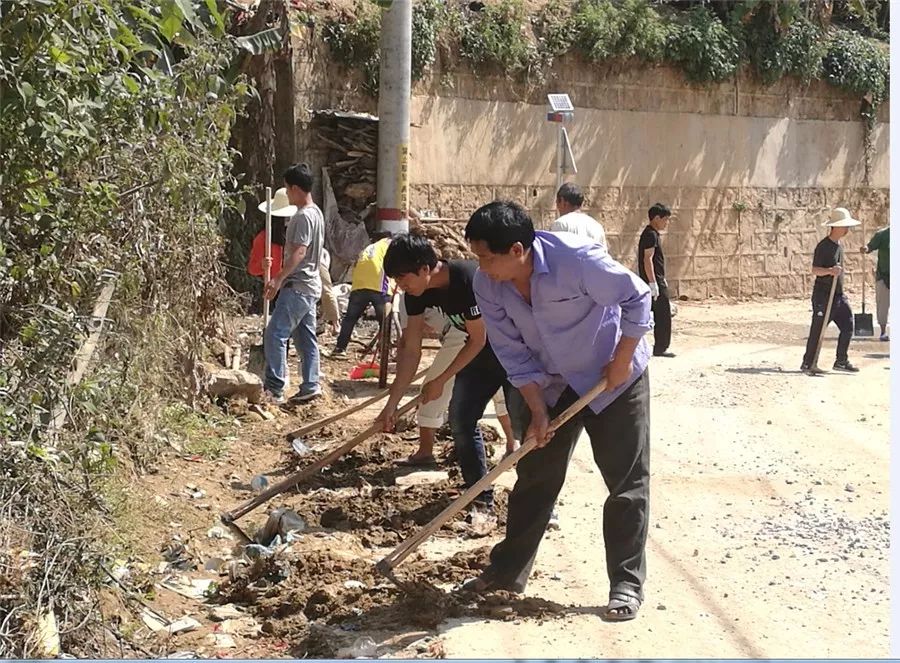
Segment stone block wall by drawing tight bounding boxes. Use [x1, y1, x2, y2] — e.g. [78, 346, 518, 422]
[284, 39, 889, 299]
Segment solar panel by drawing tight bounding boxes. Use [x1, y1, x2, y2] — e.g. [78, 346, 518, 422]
[547, 93, 574, 112]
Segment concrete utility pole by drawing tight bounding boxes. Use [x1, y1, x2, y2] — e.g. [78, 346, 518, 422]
[375, 0, 412, 235]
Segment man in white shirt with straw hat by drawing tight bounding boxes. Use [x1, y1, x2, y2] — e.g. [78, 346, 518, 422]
[801, 207, 862, 374]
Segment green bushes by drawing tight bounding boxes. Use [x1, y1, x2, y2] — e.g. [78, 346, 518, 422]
[321, 0, 889, 117]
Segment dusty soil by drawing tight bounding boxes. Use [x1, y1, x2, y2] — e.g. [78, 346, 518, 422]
[112, 298, 889, 658]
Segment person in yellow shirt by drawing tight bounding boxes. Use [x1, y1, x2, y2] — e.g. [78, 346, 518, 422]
[330, 234, 393, 357]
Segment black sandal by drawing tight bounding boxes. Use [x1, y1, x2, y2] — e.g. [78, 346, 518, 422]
[603, 592, 642, 622]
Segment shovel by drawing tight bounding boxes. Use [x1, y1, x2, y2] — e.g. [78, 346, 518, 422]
[376, 377, 608, 581]
[854, 260, 875, 337]
[248, 187, 273, 377]
[807, 266, 840, 374]
[221, 393, 422, 540]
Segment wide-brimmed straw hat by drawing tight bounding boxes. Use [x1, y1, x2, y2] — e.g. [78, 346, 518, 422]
[824, 207, 861, 228]
[257, 187, 298, 217]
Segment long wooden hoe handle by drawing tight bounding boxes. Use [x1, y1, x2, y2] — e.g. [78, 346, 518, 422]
[222, 394, 421, 524]
[376, 378, 609, 576]
[285, 366, 429, 440]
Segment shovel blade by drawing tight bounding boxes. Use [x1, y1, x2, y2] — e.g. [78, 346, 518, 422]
[854, 313, 875, 337]
[247, 344, 266, 378]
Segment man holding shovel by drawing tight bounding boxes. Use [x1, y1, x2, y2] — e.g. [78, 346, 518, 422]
[861, 224, 890, 341]
[462, 201, 652, 622]
[801, 207, 861, 373]
[263, 163, 325, 403]
[375, 232, 512, 524]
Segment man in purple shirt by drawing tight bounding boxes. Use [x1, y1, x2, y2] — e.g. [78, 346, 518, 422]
[462, 201, 653, 622]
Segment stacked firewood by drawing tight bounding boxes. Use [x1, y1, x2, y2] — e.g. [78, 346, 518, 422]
[315, 118, 377, 212]
[416, 222, 474, 260]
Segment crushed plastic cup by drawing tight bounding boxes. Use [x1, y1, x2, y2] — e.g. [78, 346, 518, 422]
[348, 636, 377, 658]
[291, 438, 311, 456]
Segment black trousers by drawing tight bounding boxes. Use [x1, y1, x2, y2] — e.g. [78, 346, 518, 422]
[335, 289, 388, 351]
[802, 293, 853, 365]
[651, 287, 672, 354]
[484, 371, 650, 599]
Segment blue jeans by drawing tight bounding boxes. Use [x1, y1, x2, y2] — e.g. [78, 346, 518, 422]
[264, 289, 320, 397]
[448, 343, 511, 506]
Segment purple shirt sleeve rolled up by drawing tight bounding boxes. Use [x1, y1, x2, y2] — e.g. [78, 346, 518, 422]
[474, 231, 653, 414]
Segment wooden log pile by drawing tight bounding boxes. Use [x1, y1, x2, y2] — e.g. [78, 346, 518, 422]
[416, 222, 474, 260]
[315, 118, 377, 213]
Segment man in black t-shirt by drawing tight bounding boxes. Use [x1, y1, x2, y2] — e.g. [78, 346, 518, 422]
[637, 203, 673, 357]
[801, 207, 861, 373]
[375, 233, 511, 516]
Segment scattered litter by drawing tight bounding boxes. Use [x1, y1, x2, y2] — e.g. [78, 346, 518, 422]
[204, 557, 226, 572]
[255, 507, 306, 546]
[343, 580, 366, 590]
[35, 610, 60, 658]
[250, 475, 269, 493]
[249, 403, 276, 421]
[162, 542, 194, 570]
[165, 616, 201, 635]
[160, 577, 214, 600]
[140, 608, 168, 632]
[163, 651, 200, 659]
[292, 438, 312, 456]
[219, 616, 261, 637]
[210, 633, 237, 649]
[207, 526, 234, 540]
[340, 635, 377, 659]
[395, 470, 450, 487]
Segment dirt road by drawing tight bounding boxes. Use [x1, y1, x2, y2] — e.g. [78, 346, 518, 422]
[436, 298, 890, 658]
[125, 298, 889, 659]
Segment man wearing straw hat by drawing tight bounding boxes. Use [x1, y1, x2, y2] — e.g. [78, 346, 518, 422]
[800, 207, 862, 373]
[262, 163, 326, 402]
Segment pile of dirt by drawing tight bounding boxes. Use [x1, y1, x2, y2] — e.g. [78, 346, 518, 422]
[267, 428, 509, 547]
[215, 537, 567, 657]
[417, 222, 473, 260]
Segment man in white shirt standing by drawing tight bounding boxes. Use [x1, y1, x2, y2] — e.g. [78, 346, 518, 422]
[549, 183, 607, 250]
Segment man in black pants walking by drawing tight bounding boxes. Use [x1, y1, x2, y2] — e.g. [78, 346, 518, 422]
[801, 207, 862, 373]
[638, 203, 674, 357]
[463, 201, 653, 622]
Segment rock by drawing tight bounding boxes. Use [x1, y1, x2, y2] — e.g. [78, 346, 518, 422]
[845, 484, 856, 493]
[657, 604, 667, 610]
[395, 470, 450, 487]
[204, 366, 264, 404]
[209, 604, 244, 622]
[209, 633, 237, 649]
[250, 475, 269, 493]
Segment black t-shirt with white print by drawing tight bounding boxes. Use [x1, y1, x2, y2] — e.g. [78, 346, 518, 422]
[403, 260, 481, 334]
